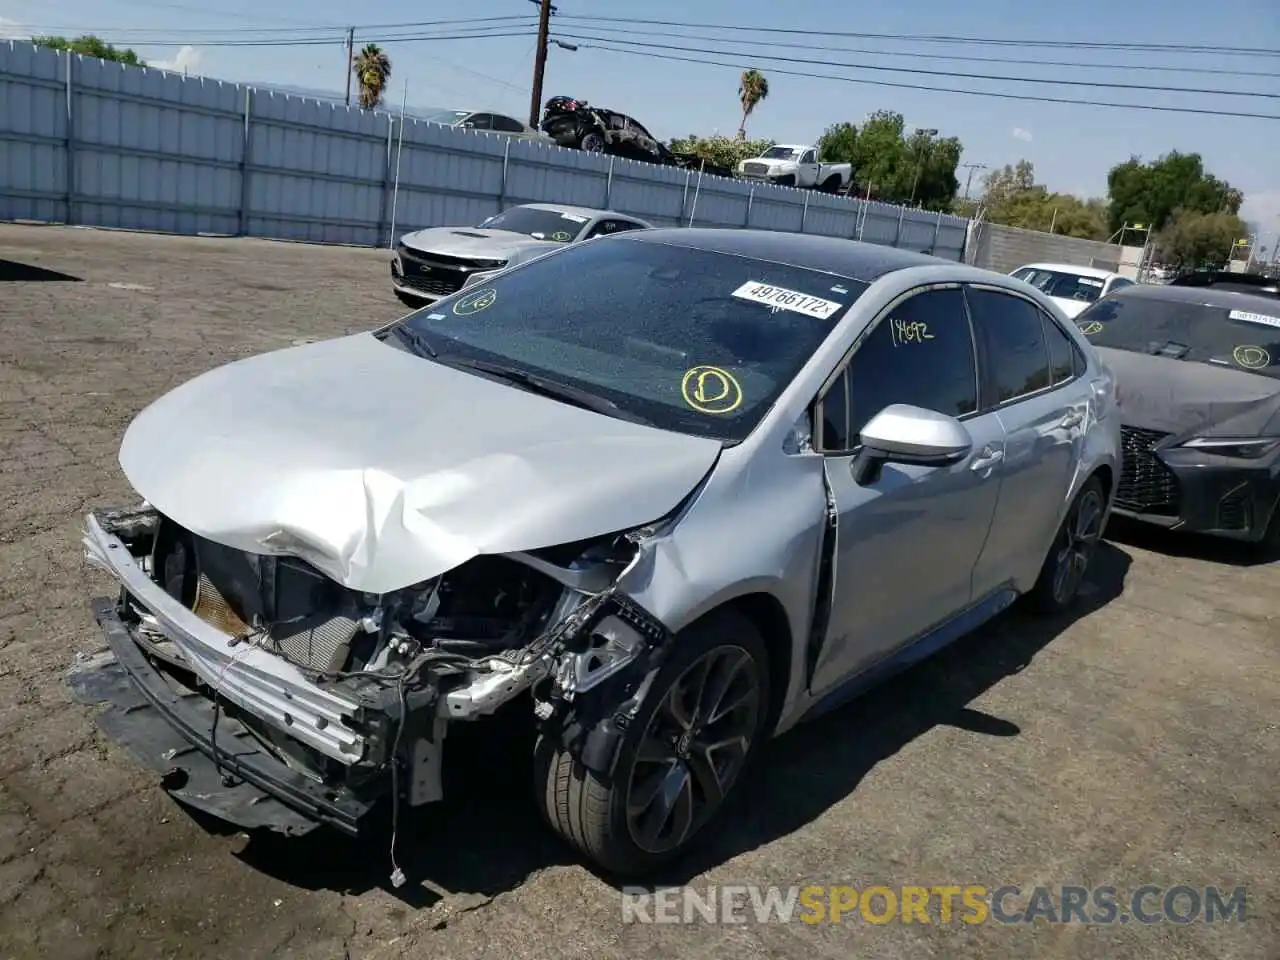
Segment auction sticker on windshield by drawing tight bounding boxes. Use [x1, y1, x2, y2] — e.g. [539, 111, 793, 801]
[559, 212, 589, 223]
[1229, 309, 1280, 330]
[732, 281, 844, 319]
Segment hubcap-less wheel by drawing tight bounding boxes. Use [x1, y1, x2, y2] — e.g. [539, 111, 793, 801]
[1052, 488, 1104, 604]
[625, 644, 762, 855]
[580, 133, 604, 153]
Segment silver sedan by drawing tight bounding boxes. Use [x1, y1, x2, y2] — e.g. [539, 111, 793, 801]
[78, 228, 1121, 879]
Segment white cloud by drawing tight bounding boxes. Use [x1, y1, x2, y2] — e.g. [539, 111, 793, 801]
[0, 16, 29, 39]
[1011, 127, 1033, 143]
[154, 45, 202, 74]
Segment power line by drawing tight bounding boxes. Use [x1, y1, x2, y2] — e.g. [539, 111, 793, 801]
[63, 29, 537, 48]
[562, 39, 1280, 121]
[538, 24, 1280, 79]
[19, 15, 537, 37]
[555, 14, 1280, 57]
[553, 33, 1280, 100]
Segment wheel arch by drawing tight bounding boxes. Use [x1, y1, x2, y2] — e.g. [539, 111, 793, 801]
[676, 590, 793, 736]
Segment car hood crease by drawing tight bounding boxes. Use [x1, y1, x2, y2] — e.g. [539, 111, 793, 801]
[1096, 346, 1280, 435]
[119, 333, 723, 594]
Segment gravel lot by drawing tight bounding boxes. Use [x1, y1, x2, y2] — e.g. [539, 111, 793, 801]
[0, 224, 1276, 960]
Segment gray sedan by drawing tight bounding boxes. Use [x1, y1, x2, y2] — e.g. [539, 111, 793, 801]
[77, 228, 1121, 879]
[391, 202, 652, 307]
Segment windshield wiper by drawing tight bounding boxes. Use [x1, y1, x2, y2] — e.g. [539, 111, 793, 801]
[390, 323, 438, 358]
[445, 358, 654, 425]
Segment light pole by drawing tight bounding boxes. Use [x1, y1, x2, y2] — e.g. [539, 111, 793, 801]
[909, 128, 938, 206]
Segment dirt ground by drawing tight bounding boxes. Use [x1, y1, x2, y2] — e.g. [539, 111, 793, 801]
[0, 224, 1275, 960]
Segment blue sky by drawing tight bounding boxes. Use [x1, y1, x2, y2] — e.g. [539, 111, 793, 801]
[3, 0, 1278, 253]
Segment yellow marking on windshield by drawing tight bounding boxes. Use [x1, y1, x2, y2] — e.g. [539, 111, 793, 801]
[453, 287, 497, 316]
[1233, 345, 1271, 369]
[551, 231, 572, 242]
[681, 365, 744, 415]
[1079, 321, 1104, 336]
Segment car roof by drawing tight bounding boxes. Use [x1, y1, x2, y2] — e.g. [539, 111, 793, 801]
[1107, 283, 1280, 311]
[1015, 262, 1117, 279]
[621, 228, 965, 280]
[517, 202, 648, 222]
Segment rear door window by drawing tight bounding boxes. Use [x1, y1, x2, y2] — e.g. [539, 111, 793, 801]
[966, 287, 1053, 404]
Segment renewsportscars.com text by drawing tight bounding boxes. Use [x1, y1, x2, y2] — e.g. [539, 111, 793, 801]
[620, 884, 1248, 925]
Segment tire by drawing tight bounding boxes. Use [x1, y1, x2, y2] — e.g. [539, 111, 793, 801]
[534, 608, 772, 878]
[1027, 474, 1107, 614]
[820, 175, 843, 193]
[578, 131, 605, 153]
[1250, 496, 1280, 561]
[394, 289, 426, 309]
[774, 174, 796, 188]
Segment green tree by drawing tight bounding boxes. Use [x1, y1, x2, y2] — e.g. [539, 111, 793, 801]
[737, 69, 769, 140]
[352, 43, 392, 110]
[834, 111, 960, 211]
[817, 121, 857, 163]
[978, 161, 1109, 240]
[1152, 209, 1250, 270]
[31, 34, 144, 65]
[1106, 151, 1242, 235]
[668, 134, 775, 170]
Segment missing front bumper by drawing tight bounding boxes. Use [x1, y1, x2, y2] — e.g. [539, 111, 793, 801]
[71, 598, 378, 835]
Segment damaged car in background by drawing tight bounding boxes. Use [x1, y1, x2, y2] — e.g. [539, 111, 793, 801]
[74, 228, 1119, 879]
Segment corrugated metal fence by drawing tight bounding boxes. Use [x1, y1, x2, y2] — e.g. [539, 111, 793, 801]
[0, 42, 972, 260]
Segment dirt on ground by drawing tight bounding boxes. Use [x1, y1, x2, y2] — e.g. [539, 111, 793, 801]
[0, 224, 1275, 959]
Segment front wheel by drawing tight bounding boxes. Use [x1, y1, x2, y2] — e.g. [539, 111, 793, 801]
[1027, 475, 1107, 614]
[773, 174, 796, 187]
[578, 131, 605, 153]
[534, 609, 771, 878]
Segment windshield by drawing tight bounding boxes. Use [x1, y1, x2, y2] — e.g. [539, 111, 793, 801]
[1015, 268, 1106, 304]
[759, 146, 801, 160]
[422, 109, 471, 126]
[393, 237, 868, 441]
[475, 206, 588, 242]
[1075, 294, 1280, 380]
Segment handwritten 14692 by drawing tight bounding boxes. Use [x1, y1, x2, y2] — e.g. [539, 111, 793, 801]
[891, 318, 934, 346]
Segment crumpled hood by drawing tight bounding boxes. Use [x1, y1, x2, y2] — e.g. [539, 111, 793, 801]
[119, 333, 723, 594]
[399, 227, 557, 261]
[1095, 345, 1280, 436]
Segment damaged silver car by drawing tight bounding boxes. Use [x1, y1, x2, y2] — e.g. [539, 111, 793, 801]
[75, 228, 1121, 879]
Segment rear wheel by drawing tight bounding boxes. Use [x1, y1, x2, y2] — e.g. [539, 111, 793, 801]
[820, 175, 843, 193]
[535, 609, 770, 878]
[1028, 475, 1106, 614]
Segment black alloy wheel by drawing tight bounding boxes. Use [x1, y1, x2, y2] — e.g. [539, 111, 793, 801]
[623, 643, 762, 855]
[1029, 474, 1107, 613]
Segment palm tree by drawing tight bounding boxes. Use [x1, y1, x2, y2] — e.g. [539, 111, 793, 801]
[737, 69, 769, 140]
[352, 43, 392, 110]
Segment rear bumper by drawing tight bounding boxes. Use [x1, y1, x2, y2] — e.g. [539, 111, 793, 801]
[72, 597, 378, 836]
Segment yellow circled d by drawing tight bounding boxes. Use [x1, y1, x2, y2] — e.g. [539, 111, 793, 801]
[453, 287, 498, 316]
[1079, 321, 1103, 336]
[681, 365, 744, 415]
[1233, 344, 1271, 369]
[551, 231, 572, 241]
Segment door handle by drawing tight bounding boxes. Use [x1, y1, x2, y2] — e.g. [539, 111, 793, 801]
[970, 446, 1004, 472]
[1060, 409, 1085, 430]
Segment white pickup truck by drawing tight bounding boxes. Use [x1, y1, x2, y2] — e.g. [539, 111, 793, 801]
[735, 144, 854, 192]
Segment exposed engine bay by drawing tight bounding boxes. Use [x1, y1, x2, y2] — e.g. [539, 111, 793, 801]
[79, 502, 674, 864]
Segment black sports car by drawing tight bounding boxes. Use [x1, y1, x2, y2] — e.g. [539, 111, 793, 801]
[1073, 284, 1280, 549]
[539, 95, 735, 178]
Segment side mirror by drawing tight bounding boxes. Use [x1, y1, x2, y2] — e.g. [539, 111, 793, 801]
[853, 404, 973, 486]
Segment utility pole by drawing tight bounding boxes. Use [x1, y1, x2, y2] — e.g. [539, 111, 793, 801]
[344, 27, 354, 106]
[959, 162, 988, 201]
[528, 0, 554, 129]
